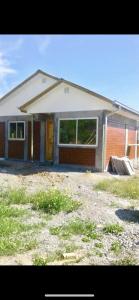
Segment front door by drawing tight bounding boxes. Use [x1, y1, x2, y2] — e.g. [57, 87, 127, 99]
[46, 119, 54, 161]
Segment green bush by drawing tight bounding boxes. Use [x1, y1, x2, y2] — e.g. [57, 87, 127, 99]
[31, 189, 80, 214]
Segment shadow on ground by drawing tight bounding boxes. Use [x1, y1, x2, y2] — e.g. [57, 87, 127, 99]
[115, 209, 139, 223]
[0, 161, 99, 176]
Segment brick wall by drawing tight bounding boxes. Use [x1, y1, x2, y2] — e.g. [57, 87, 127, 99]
[59, 147, 95, 166]
[105, 124, 126, 168]
[105, 122, 137, 168]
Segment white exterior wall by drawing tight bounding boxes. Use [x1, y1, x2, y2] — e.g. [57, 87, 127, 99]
[25, 82, 114, 113]
[0, 73, 57, 116]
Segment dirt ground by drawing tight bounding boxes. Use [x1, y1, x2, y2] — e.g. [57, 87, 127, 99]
[0, 163, 139, 265]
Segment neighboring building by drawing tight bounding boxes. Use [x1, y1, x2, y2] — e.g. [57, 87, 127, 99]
[0, 69, 139, 171]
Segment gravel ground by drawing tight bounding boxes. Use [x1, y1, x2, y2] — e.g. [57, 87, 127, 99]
[0, 164, 139, 265]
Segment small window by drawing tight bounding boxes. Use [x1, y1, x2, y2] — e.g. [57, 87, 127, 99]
[8, 122, 25, 140]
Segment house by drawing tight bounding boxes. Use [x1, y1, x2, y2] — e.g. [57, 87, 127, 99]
[0, 69, 139, 171]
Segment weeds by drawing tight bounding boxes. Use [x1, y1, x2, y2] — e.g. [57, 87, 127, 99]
[103, 223, 124, 235]
[50, 218, 100, 240]
[110, 241, 122, 255]
[31, 189, 80, 214]
[33, 250, 64, 265]
[94, 242, 103, 249]
[95, 177, 139, 200]
[113, 256, 137, 265]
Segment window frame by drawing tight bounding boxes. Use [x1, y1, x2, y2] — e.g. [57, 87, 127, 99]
[8, 121, 25, 141]
[58, 117, 98, 148]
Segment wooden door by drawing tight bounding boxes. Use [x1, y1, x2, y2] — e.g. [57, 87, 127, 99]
[46, 120, 54, 160]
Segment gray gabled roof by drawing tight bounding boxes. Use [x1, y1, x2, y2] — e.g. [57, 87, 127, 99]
[1, 68, 139, 118]
[19, 73, 139, 118]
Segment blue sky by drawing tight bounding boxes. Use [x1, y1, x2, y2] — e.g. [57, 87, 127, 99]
[0, 34, 139, 110]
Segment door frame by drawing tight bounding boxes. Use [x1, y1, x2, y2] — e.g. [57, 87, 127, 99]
[46, 118, 54, 161]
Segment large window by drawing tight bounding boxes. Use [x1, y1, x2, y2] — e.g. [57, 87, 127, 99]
[59, 118, 98, 146]
[8, 121, 25, 140]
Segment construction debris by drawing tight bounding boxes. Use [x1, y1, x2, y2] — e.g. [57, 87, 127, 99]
[110, 156, 135, 175]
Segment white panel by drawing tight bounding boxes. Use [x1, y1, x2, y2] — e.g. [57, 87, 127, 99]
[26, 82, 113, 113]
[0, 73, 57, 116]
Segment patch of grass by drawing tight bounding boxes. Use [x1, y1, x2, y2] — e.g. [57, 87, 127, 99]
[50, 218, 100, 240]
[113, 256, 137, 265]
[0, 188, 81, 215]
[103, 223, 124, 235]
[82, 236, 91, 243]
[0, 218, 33, 237]
[1, 188, 28, 204]
[95, 177, 139, 200]
[33, 256, 48, 266]
[0, 203, 26, 218]
[110, 241, 122, 255]
[0, 238, 38, 256]
[64, 244, 79, 253]
[0, 209, 43, 256]
[94, 242, 104, 249]
[31, 189, 81, 214]
[33, 250, 64, 266]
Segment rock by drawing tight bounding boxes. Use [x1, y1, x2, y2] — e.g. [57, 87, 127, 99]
[63, 253, 78, 259]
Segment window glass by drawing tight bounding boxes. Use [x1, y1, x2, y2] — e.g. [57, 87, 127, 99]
[59, 120, 76, 144]
[77, 119, 97, 145]
[9, 123, 16, 139]
[9, 122, 25, 140]
[17, 123, 24, 139]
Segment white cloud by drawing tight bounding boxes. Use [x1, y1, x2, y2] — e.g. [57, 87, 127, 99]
[0, 37, 24, 55]
[0, 52, 16, 80]
[0, 37, 24, 97]
[37, 36, 51, 55]
[0, 51, 17, 97]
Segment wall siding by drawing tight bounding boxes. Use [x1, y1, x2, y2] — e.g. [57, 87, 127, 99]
[8, 141, 24, 159]
[59, 147, 95, 167]
[0, 122, 5, 157]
